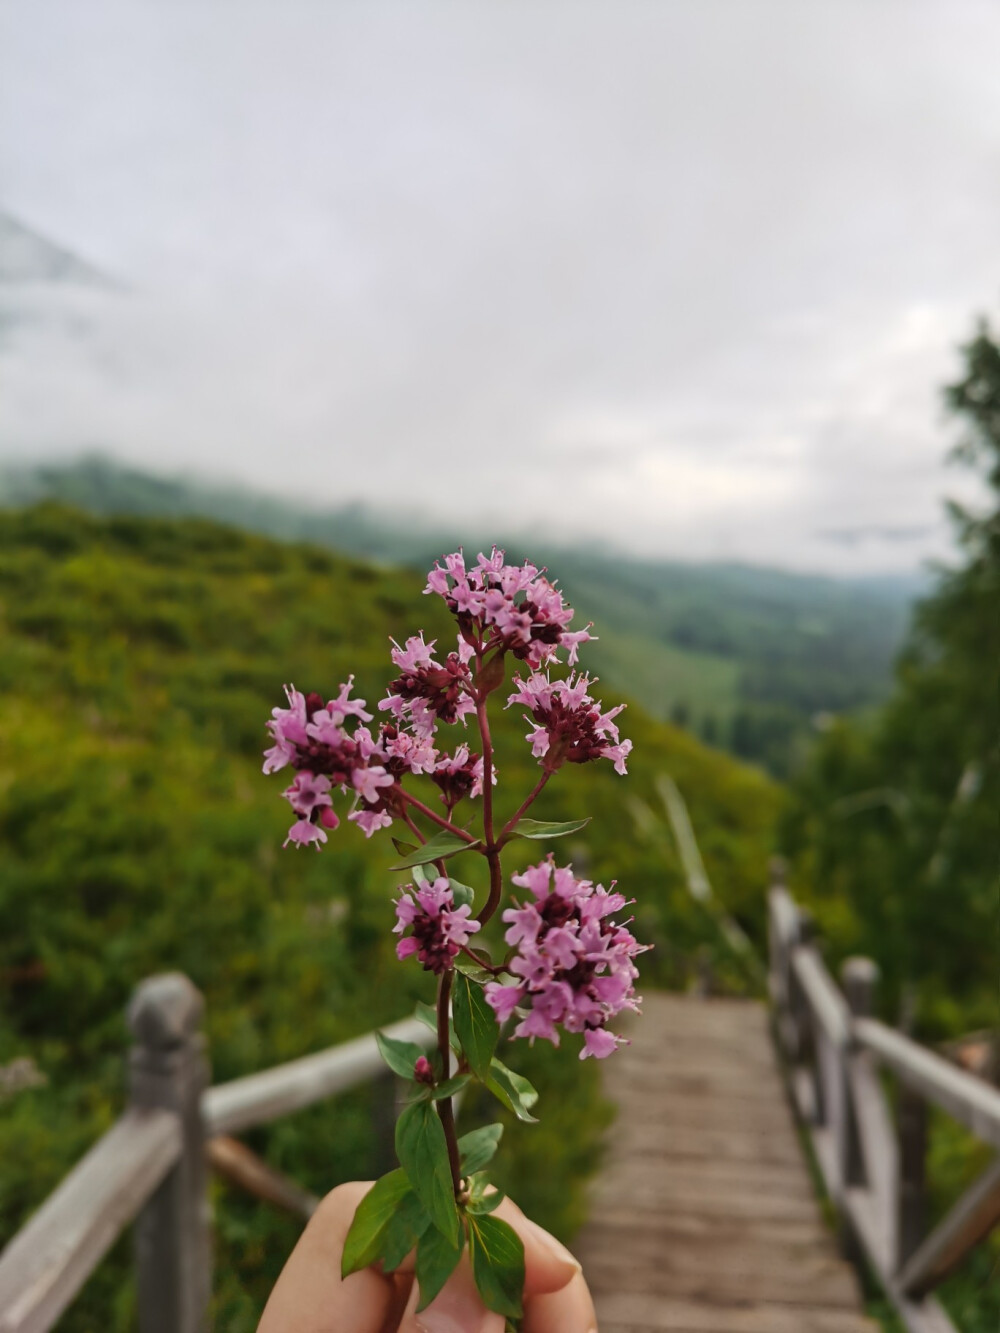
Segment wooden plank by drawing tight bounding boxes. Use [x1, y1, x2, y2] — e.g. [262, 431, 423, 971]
[897, 1154, 1000, 1298]
[617, 1093, 797, 1134]
[580, 991, 878, 1329]
[0, 1109, 180, 1333]
[202, 1015, 433, 1136]
[207, 1136, 319, 1219]
[577, 1227, 862, 1306]
[594, 1156, 817, 1199]
[612, 1122, 806, 1166]
[590, 1176, 823, 1223]
[596, 1292, 879, 1333]
[856, 1018, 1000, 1150]
[590, 1208, 833, 1247]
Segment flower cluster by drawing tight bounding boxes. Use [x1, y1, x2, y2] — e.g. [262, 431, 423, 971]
[507, 672, 632, 775]
[380, 633, 476, 738]
[424, 549, 593, 669]
[263, 680, 392, 846]
[394, 879, 481, 974]
[485, 858, 645, 1059]
[430, 743, 491, 812]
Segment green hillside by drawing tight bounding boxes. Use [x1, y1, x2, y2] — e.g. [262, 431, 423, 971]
[1, 457, 919, 776]
[0, 504, 782, 1331]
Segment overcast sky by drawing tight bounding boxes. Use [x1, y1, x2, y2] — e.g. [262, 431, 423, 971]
[1, 1, 999, 574]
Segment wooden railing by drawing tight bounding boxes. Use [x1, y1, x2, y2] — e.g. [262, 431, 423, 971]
[768, 866, 1000, 1333]
[0, 974, 432, 1333]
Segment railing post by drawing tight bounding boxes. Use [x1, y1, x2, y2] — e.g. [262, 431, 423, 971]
[898, 1086, 928, 1268]
[128, 973, 212, 1333]
[370, 1069, 400, 1177]
[841, 957, 878, 1188]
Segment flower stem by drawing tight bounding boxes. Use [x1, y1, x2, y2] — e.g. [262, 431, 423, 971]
[398, 790, 480, 842]
[499, 771, 551, 841]
[436, 969, 463, 1196]
[473, 681, 506, 925]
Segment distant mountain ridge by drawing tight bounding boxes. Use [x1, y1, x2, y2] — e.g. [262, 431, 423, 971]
[0, 454, 921, 774]
[0, 212, 116, 289]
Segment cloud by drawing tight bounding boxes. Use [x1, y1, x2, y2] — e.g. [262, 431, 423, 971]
[1, 1, 998, 574]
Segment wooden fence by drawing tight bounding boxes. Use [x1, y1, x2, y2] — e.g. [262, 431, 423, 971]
[0, 974, 432, 1333]
[769, 867, 1000, 1333]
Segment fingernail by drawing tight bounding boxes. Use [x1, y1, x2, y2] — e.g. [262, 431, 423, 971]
[520, 1216, 582, 1278]
[415, 1286, 503, 1333]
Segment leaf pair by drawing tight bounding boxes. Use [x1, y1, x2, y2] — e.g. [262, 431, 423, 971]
[343, 1119, 524, 1318]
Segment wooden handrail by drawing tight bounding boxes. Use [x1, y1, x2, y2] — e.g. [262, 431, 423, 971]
[855, 1018, 1000, 1149]
[203, 1015, 432, 1136]
[0, 984, 433, 1333]
[767, 872, 1000, 1333]
[0, 1109, 181, 1333]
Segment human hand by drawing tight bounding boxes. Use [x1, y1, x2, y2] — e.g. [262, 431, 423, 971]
[257, 1181, 596, 1333]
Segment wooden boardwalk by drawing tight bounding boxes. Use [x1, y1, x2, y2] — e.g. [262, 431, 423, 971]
[576, 993, 879, 1332]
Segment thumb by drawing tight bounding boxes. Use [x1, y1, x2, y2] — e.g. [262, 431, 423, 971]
[395, 1198, 582, 1332]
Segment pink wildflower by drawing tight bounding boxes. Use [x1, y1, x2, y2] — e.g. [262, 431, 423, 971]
[484, 857, 646, 1059]
[263, 680, 404, 848]
[430, 744, 492, 810]
[380, 634, 476, 735]
[423, 547, 594, 670]
[507, 672, 632, 775]
[393, 878, 482, 974]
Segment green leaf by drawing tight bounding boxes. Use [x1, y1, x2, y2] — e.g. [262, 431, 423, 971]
[448, 878, 476, 909]
[453, 972, 499, 1081]
[458, 1123, 503, 1175]
[467, 1172, 506, 1215]
[508, 816, 591, 840]
[392, 837, 418, 857]
[487, 1058, 539, 1123]
[376, 1030, 427, 1080]
[468, 1213, 525, 1319]
[395, 1101, 460, 1240]
[415, 1218, 466, 1310]
[454, 956, 493, 985]
[475, 651, 506, 695]
[468, 1189, 505, 1216]
[379, 1190, 431, 1271]
[411, 863, 432, 887]
[391, 829, 479, 869]
[342, 1169, 412, 1277]
[415, 1000, 458, 1050]
[429, 1073, 470, 1101]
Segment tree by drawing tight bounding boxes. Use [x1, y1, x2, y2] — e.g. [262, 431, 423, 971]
[783, 314, 1000, 1034]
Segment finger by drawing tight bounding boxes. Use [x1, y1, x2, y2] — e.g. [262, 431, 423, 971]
[257, 1182, 395, 1333]
[493, 1198, 584, 1298]
[379, 1273, 416, 1333]
[523, 1270, 597, 1333]
[396, 1254, 505, 1333]
[393, 1198, 580, 1299]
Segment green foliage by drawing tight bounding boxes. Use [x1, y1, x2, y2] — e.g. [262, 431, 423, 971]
[394, 1102, 460, 1242]
[467, 1213, 525, 1319]
[452, 974, 499, 1082]
[508, 817, 591, 840]
[783, 315, 1000, 1332]
[458, 1123, 503, 1175]
[0, 504, 782, 1328]
[341, 1169, 414, 1277]
[0, 454, 918, 775]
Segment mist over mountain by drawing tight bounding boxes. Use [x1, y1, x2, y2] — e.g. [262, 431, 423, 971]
[2, 455, 922, 775]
